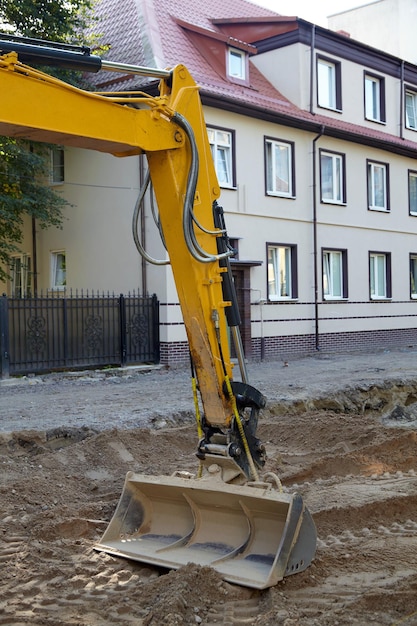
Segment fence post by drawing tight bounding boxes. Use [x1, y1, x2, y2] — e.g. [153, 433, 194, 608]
[0, 294, 10, 379]
[152, 293, 160, 363]
[119, 293, 127, 366]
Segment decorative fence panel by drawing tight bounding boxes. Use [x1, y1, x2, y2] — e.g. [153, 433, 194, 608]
[0, 292, 159, 377]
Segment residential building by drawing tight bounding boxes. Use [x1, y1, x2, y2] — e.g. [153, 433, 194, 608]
[2, 0, 417, 365]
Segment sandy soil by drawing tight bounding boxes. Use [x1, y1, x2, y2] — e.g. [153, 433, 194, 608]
[1, 349, 417, 625]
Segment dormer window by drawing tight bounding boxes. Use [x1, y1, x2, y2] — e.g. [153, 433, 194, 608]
[227, 47, 246, 81]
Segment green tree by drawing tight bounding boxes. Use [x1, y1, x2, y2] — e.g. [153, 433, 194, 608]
[0, 0, 96, 284]
[0, 140, 67, 278]
[0, 0, 95, 42]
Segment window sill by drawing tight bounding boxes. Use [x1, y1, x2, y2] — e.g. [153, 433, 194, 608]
[266, 192, 296, 200]
[317, 104, 343, 114]
[368, 206, 390, 213]
[321, 199, 346, 206]
[370, 297, 391, 301]
[323, 297, 348, 302]
[227, 75, 250, 87]
[268, 298, 298, 303]
[364, 117, 386, 125]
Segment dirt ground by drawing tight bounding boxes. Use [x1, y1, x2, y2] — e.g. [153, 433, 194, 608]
[1, 348, 417, 625]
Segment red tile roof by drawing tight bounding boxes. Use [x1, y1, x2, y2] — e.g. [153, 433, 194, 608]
[92, 0, 417, 156]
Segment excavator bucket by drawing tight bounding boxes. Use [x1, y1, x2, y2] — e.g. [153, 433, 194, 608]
[95, 471, 316, 589]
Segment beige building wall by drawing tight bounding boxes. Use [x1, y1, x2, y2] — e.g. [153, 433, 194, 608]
[328, 0, 417, 64]
[253, 41, 403, 136]
[49, 148, 143, 294]
[251, 44, 311, 111]
[5, 148, 144, 295]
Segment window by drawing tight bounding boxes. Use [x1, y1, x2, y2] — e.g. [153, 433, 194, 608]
[409, 170, 417, 215]
[317, 56, 341, 111]
[207, 127, 234, 188]
[405, 90, 417, 130]
[227, 47, 246, 81]
[51, 251, 66, 289]
[364, 73, 385, 123]
[410, 254, 417, 298]
[367, 160, 389, 211]
[369, 252, 391, 299]
[265, 138, 295, 197]
[322, 249, 348, 300]
[10, 254, 31, 297]
[320, 150, 345, 204]
[267, 244, 298, 300]
[51, 147, 64, 184]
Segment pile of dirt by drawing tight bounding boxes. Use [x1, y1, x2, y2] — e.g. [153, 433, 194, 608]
[1, 354, 417, 625]
[0, 405, 416, 625]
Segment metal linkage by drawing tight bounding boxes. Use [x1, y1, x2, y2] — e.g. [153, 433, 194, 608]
[0, 34, 171, 78]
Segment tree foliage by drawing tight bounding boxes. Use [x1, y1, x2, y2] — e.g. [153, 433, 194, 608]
[0, 140, 67, 279]
[0, 0, 96, 283]
[0, 0, 95, 42]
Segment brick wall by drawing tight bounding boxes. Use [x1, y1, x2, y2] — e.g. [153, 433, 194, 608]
[160, 341, 190, 366]
[161, 327, 417, 366]
[252, 327, 417, 361]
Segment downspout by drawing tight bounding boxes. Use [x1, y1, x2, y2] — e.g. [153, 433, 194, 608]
[400, 60, 404, 140]
[312, 126, 325, 351]
[139, 154, 147, 294]
[30, 142, 38, 297]
[309, 24, 316, 115]
[309, 22, 323, 350]
[31, 217, 38, 296]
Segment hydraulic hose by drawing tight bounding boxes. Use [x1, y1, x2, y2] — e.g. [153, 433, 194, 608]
[132, 169, 169, 266]
[172, 112, 233, 264]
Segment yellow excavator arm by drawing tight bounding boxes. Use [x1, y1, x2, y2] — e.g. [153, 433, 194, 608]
[0, 37, 316, 589]
[0, 38, 268, 478]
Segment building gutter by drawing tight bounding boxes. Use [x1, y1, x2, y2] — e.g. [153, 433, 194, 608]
[31, 217, 38, 297]
[309, 24, 316, 115]
[139, 154, 147, 295]
[400, 60, 404, 140]
[312, 126, 325, 351]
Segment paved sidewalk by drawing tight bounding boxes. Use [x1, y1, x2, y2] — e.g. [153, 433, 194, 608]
[2, 346, 417, 398]
[1, 346, 417, 433]
[245, 346, 417, 401]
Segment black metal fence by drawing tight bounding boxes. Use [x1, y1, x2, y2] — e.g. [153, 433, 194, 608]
[0, 291, 160, 378]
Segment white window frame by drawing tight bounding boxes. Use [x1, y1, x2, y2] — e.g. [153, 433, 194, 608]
[51, 251, 66, 290]
[317, 58, 338, 110]
[227, 47, 246, 81]
[367, 161, 389, 211]
[365, 74, 384, 122]
[207, 127, 234, 188]
[406, 90, 417, 130]
[320, 150, 345, 204]
[323, 250, 344, 300]
[265, 138, 294, 198]
[10, 254, 31, 298]
[370, 253, 388, 299]
[410, 254, 417, 299]
[267, 245, 294, 301]
[409, 170, 417, 215]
